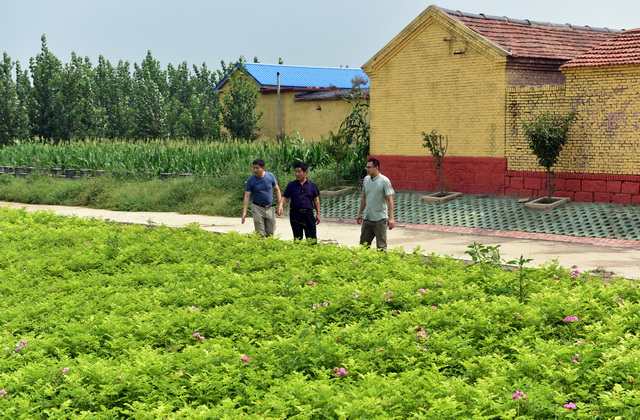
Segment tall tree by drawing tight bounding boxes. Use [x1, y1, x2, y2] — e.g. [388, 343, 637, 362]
[15, 61, 33, 139]
[29, 35, 63, 140]
[0, 53, 30, 144]
[95, 55, 124, 139]
[220, 64, 261, 141]
[190, 63, 220, 141]
[166, 61, 193, 139]
[132, 51, 168, 139]
[57, 52, 103, 140]
[113, 60, 135, 139]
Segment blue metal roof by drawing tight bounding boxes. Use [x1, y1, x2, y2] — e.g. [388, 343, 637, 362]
[216, 63, 369, 90]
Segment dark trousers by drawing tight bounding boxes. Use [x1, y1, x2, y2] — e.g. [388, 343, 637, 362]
[289, 208, 316, 240]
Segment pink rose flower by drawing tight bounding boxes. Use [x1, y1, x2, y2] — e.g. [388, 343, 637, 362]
[334, 367, 347, 377]
[512, 391, 527, 400]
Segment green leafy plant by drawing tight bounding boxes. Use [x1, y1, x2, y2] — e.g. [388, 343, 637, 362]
[0, 207, 637, 418]
[505, 254, 534, 303]
[466, 243, 534, 302]
[465, 242, 502, 275]
[323, 76, 370, 187]
[323, 130, 351, 187]
[421, 129, 448, 196]
[522, 112, 577, 202]
[339, 76, 369, 147]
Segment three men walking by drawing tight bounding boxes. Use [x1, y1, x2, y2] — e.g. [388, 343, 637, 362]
[243, 157, 394, 249]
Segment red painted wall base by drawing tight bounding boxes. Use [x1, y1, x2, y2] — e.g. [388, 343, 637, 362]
[505, 170, 640, 204]
[369, 155, 507, 195]
[369, 155, 640, 204]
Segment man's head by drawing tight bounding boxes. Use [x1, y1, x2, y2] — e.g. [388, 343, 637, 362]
[294, 162, 308, 182]
[252, 159, 266, 177]
[365, 158, 380, 176]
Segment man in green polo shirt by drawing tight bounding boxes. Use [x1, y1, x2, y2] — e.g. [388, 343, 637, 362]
[356, 158, 395, 250]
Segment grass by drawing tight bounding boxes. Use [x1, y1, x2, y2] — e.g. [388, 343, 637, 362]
[0, 174, 239, 216]
[0, 165, 341, 217]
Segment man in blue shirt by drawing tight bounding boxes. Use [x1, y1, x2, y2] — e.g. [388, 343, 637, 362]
[278, 162, 321, 241]
[242, 159, 281, 237]
[356, 158, 395, 250]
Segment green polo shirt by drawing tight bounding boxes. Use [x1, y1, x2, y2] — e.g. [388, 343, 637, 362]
[363, 174, 394, 221]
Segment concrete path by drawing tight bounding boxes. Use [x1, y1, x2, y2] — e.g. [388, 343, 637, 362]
[2, 201, 639, 279]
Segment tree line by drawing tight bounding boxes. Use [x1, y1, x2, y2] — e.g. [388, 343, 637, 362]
[0, 35, 260, 145]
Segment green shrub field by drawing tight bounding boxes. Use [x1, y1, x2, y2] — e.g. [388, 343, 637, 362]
[1, 206, 639, 418]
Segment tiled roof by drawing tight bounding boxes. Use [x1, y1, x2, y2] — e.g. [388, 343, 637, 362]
[562, 28, 640, 67]
[215, 63, 369, 90]
[295, 88, 370, 101]
[441, 7, 621, 60]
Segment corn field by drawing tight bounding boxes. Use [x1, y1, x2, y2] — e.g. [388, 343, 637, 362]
[0, 138, 367, 179]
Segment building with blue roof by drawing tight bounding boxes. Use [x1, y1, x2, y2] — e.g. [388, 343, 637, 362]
[216, 63, 369, 141]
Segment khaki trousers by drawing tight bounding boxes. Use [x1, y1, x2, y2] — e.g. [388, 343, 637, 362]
[359, 218, 388, 250]
[252, 204, 276, 237]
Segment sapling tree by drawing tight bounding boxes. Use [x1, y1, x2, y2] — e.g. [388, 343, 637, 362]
[324, 130, 350, 187]
[421, 129, 448, 196]
[522, 112, 577, 202]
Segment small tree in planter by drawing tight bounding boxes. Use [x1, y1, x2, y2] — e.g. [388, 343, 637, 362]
[522, 112, 577, 203]
[421, 129, 448, 196]
[420, 130, 461, 204]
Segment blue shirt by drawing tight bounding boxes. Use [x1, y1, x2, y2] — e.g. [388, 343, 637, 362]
[245, 172, 278, 206]
[283, 179, 319, 209]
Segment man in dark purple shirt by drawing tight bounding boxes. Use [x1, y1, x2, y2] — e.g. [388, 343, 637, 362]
[278, 162, 321, 241]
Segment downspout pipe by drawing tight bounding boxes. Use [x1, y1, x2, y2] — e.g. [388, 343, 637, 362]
[277, 72, 282, 139]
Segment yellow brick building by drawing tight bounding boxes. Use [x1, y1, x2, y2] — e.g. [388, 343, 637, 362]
[216, 63, 368, 141]
[362, 5, 640, 202]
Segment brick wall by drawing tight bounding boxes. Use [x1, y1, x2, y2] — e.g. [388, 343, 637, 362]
[502, 67, 640, 203]
[365, 13, 508, 159]
[562, 66, 640, 174]
[505, 171, 640, 204]
[362, 8, 640, 204]
[370, 155, 507, 195]
[506, 85, 568, 171]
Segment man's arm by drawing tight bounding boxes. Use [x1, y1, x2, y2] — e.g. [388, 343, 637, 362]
[274, 184, 282, 216]
[356, 192, 366, 224]
[313, 196, 321, 224]
[386, 194, 395, 230]
[278, 196, 288, 217]
[241, 191, 251, 224]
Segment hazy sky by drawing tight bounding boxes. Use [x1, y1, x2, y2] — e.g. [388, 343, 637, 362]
[3, 0, 639, 72]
